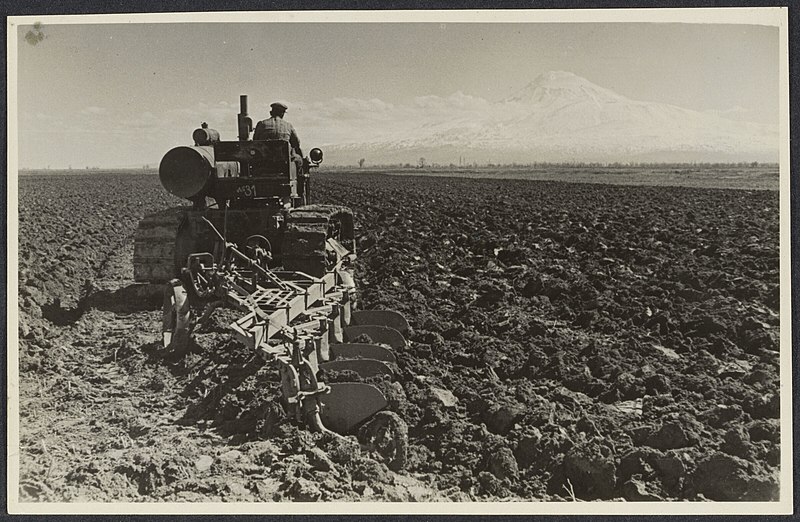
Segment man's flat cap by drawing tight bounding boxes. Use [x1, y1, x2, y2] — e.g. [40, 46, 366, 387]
[271, 102, 289, 111]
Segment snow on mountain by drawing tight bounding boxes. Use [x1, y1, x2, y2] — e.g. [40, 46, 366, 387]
[324, 71, 778, 165]
[503, 70, 625, 106]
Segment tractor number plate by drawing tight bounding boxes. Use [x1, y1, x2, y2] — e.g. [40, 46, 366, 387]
[236, 184, 257, 198]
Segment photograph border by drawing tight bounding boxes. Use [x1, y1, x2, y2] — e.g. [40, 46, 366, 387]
[5, 6, 793, 516]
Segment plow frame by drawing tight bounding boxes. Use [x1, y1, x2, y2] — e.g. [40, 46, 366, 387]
[159, 222, 410, 469]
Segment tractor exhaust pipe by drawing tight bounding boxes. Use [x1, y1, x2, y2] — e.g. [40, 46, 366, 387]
[238, 94, 252, 141]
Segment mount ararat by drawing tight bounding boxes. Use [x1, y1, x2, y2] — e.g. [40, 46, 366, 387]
[323, 71, 777, 165]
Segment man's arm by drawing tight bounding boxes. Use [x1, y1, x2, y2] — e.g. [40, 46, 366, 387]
[289, 124, 301, 151]
[253, 120, 265, 141]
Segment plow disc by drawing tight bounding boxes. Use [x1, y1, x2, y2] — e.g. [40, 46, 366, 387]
[343, 325, 407, 350]
[319, 382, 388, 434]
[349, 310, 410, 336]
[319, 359, 394, 379]
[320, 321, 407, 433]
[330, 343, 397, 364]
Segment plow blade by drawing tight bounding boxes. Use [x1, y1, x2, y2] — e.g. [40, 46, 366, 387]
[349, 310, 410, 336]
[320, 359, 393, 379]
[343, 325, 407, 350]
[330, 343, 397, 364]
[162, 280, 190, 350]
[320, 383, 388, 434]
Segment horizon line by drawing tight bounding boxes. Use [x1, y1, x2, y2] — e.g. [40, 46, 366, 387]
[18, 160, 780, 172]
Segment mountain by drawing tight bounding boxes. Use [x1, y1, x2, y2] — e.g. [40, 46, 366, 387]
[324, 71, 778, 165]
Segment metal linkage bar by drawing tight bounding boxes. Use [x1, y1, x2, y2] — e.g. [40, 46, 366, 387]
[227, 265, 353, 357]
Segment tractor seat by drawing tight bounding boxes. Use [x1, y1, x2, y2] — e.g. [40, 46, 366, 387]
[250, 139, 292, 177]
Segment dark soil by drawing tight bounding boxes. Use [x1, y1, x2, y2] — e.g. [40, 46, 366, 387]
[15, 170, 781, 502]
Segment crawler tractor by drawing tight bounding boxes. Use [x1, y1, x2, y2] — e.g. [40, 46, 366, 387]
[133, 96, 409, 470]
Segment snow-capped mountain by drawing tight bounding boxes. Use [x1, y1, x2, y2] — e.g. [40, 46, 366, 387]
[324, 71, 778, 165]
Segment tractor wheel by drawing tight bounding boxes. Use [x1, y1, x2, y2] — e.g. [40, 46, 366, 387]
[358, 411, 408, 471]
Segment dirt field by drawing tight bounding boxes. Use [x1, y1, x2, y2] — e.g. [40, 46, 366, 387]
[14, 169, 781, 502]
[340, 164, 780, 191]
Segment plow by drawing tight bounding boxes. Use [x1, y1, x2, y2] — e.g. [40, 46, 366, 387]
[135, 95, 410, 470]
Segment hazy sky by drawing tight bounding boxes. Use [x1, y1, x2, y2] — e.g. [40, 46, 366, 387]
[15, 20, 780, 168]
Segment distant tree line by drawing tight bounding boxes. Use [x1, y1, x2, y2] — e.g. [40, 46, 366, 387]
[347, 160, 777, 169]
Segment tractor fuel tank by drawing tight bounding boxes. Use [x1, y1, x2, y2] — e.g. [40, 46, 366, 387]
[159, 145, 238, 199]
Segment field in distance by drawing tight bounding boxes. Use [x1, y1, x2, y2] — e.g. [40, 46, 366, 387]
[19, 164, 779, 191]
[333, 164, 779, 191]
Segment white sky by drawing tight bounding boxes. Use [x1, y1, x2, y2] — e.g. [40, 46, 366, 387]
[14, 17, 780, 168]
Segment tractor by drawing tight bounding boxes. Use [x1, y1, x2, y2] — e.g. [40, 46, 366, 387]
[132, 95, 409, 470]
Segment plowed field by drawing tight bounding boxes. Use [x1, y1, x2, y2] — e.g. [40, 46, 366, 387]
[15, 169, 781, 502]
